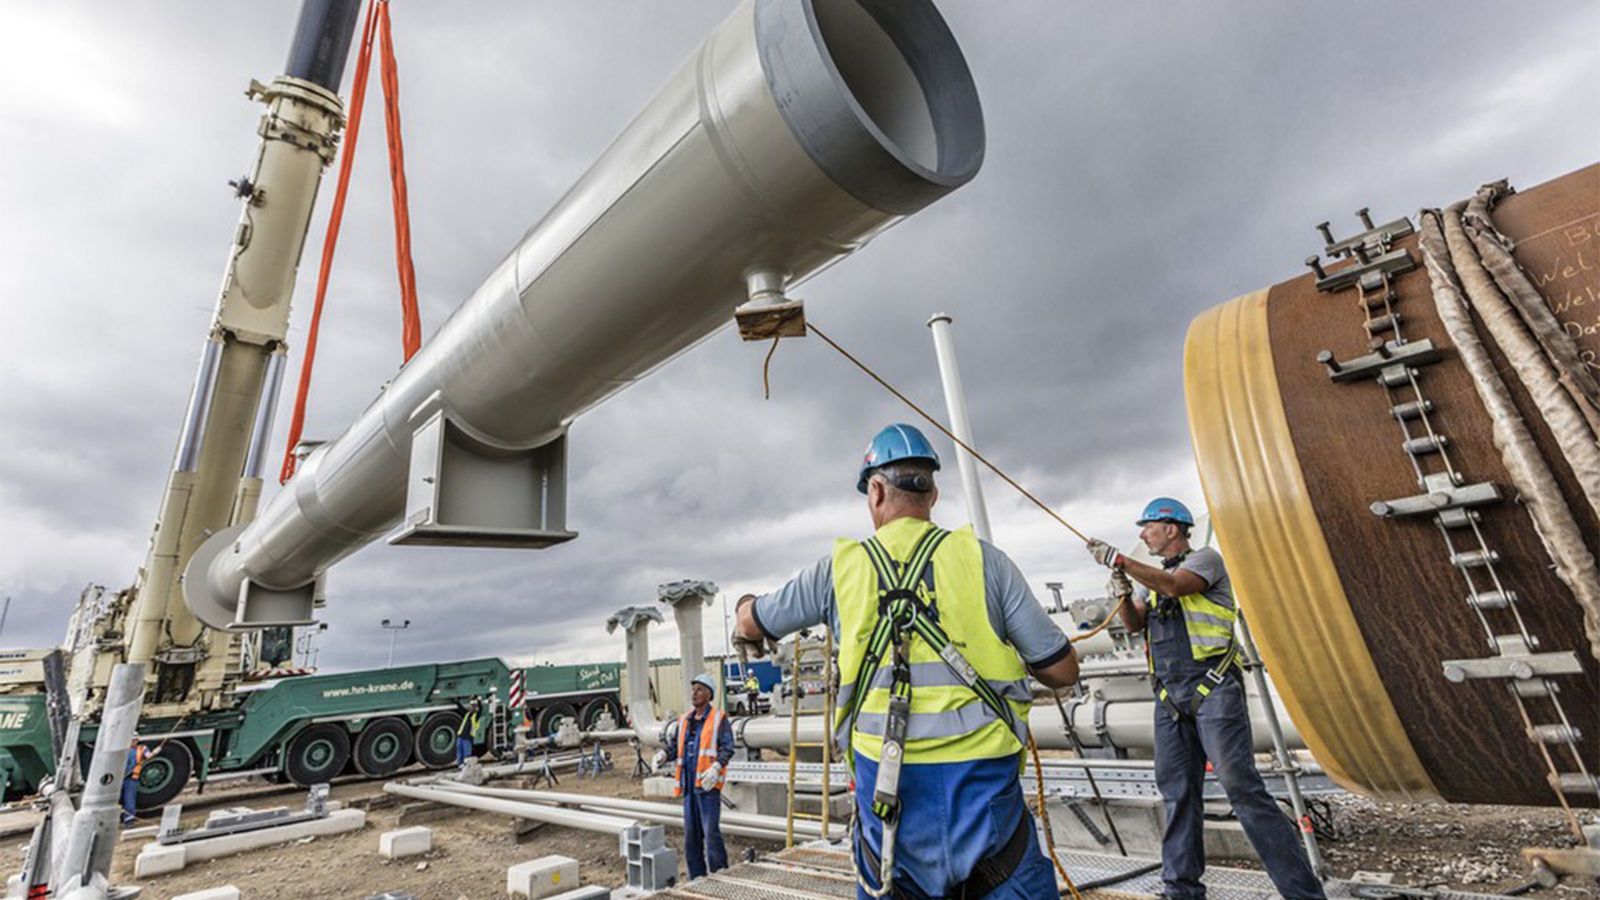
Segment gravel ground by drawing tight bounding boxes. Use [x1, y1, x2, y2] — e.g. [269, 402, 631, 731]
[3, 746, 1594, 898]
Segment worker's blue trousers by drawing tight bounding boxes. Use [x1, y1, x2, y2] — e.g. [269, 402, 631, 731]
[455, 736, 473, 765]
[1153, 676, 1325, 899]
[682, 789, 728, 878]
[851, 752, 1058, 899]
[120, 778, 139, 823]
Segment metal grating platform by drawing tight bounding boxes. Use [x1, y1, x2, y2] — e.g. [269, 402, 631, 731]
[653, 844, 1518, 899]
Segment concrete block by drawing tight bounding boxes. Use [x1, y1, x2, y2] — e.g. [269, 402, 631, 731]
[137, 808, 367, 875]
[545, 888, 609, 899]
[171, 888, 242, 900]
[507, 855, 580, 898]
[379, 825, 433, 859]
[134, 842, 188, 878]
[640, 776, 676, 799]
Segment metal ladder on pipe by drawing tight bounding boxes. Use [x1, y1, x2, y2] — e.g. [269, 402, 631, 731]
[784, 631, 835, 848]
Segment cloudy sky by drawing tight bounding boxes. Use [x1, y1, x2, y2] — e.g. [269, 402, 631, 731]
[1, 2, 1595, 673]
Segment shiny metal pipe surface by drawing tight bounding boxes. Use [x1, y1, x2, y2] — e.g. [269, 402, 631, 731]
[187, 0, 983, 629]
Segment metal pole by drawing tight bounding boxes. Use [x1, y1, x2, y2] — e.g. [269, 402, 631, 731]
[926, 313, 993, 543]
[0, 595, 9, 641]
[51, 662, 145, 895]
[1236, 611, 1325, 877]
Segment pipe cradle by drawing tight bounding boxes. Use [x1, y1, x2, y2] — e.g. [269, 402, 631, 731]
[185, 0, 985, 630]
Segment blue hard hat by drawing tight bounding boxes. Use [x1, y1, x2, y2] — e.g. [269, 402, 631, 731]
[858, 423, 941, 494]
[1136, 497, 1195, 527]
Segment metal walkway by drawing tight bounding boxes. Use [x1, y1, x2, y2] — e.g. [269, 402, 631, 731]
[655, 844, 1516, 900]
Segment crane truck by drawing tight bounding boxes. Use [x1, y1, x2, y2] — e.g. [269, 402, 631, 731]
[0, 0, 625, 813]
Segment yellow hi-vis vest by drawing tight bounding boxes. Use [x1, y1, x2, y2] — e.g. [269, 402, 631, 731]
[833, 517, 1032, 764]
[673, 707, 727, 797]
[1145, 555, 1240, 717]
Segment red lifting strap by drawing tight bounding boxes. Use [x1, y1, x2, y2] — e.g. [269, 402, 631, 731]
[280, 0, 422, 485]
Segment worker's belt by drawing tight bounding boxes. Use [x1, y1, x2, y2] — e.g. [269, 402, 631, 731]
[1152, 641, 1241, 721]
[856, 803, 1033, 899]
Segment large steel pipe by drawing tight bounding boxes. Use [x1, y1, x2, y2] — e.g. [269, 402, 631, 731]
[1186, 164, 1599, 806]
[186, 0, 984, 630]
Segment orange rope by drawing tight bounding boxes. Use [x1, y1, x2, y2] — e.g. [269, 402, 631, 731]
[280, 0, 422, 484]
[279, 0, 378, 485]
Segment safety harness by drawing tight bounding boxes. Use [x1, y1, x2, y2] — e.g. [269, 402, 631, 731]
[1146, 552, 1240, 721]
[839, 526, 1028, 899]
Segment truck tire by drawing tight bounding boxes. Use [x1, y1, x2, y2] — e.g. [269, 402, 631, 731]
[415, 711, 462, 769]
[532, 702, 577, 738]
[285, 724, 350, 786]
[134, 742, 193, 813]
[578, 696, 622, 730]
[354, 717, 413, 777]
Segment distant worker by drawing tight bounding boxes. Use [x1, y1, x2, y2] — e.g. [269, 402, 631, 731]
[667, 672, 734, 879]
[742, 670, 761, 716]
[121, 734, 149, 825]
[456, 697, 484, 767]
[734, 423, 1078, 898]
[1087, 498, 1325, 900]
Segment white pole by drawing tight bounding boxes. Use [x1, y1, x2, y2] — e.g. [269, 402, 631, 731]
[926, 313, 993, 543]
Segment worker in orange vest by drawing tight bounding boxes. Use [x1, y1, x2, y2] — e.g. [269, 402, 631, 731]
[667, 673, 734, 879]
[121, 735, 150, 825]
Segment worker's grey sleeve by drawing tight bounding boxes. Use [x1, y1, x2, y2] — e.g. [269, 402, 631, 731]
[981, 541, 1073, 668]
[1179, 546, 1226, 591]
[749, 555, 837, 641]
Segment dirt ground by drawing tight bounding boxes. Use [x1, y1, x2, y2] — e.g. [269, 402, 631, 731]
[2, 743, 1593, 899]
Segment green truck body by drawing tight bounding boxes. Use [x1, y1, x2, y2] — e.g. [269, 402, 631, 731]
[0, 658, 621, 811]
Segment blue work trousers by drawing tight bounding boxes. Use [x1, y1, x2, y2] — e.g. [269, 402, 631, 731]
[851, 752, 1058, 899]
[1153, 676, 1324, 899]
[120, 777, 139, 822]
[455, 736, 473, 765]
[682, 789, 728, 878]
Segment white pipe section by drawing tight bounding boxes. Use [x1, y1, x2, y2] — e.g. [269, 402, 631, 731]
[926, 313, 992, 543]
[386, 783, 639, 834]
[660, 581, 715, 714]
[185, 0, 985, 630]
[435, 783, 837, 841]
[612, 607, 669, 747]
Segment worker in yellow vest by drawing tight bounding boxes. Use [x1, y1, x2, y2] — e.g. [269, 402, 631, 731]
[456, 697, 484, 768]
[1087, 499, 1325, 899]
[734, 423, 1079, 898]
[121, 734, 150, 825]
[666, 672, 734, 878]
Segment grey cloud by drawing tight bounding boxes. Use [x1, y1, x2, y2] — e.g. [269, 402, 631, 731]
[1, 1, 1595, 671]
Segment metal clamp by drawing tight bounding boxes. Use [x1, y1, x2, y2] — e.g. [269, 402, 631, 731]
[1313, 247, 1417, 293]
[1317, 338, 1442, 383]
[1369, 477, 1500, 521]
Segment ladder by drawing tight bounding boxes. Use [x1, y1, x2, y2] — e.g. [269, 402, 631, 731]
[489, 698, 512, 757]
[784, 631, 835, 847]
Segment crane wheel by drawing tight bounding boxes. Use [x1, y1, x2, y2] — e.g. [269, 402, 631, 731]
[578, 696, 622, 730]
[134, 742, 194, 812]
[285, 724, 351, 786]
[532, 702, 577, 738]
[414, 711, 463, 769]
[354, 717, 413, 777]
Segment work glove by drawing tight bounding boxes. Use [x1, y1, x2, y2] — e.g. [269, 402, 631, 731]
[697, 761, 724, 791]
[733, 633, 776, 660]
[1107, 568, 1134, 602]
[650, 749, 668, 773]
[1086, 538, 1124, 570]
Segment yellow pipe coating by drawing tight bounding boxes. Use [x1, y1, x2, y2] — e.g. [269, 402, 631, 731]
[1184, 289, 1439, 800]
